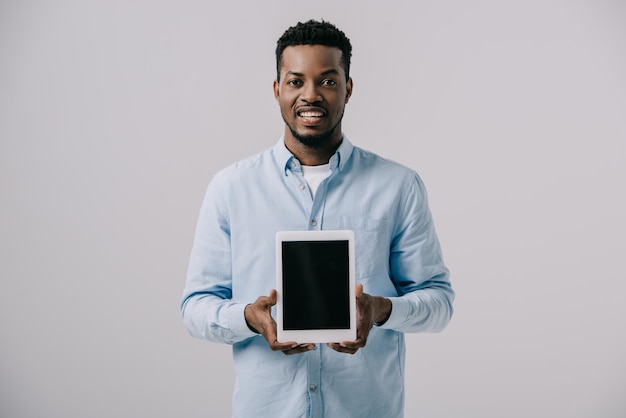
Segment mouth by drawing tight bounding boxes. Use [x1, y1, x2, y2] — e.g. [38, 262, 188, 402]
[296, 107, 326, 126]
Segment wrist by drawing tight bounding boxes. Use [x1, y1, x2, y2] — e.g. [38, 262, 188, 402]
[373, 297, 392, 326]
[244, 304, 260, 334]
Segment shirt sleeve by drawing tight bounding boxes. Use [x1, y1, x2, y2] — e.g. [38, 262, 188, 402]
[377, 173, 455, 333]
[180, 172, 257, 344]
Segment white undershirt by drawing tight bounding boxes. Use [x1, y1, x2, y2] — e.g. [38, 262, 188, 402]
[301, 163, 331, 197]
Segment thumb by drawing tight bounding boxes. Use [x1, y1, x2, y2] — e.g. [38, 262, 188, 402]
[268, 289, 278, 306]
[355, 283, 364, 298]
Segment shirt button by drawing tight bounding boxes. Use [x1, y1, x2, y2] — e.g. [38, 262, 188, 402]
[311, 220, 317, 226]
[309, 384, 316, 391]
[297, 183, 305, 190]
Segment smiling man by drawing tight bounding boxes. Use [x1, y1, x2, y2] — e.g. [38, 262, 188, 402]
[181, 20, 454, 418]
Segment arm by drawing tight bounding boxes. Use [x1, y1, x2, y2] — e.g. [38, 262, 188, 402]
[180, 174, 256, 344]
[180, 174, 318, 354]
[380, 172, 454, 333]
[328, 173, 454, 354]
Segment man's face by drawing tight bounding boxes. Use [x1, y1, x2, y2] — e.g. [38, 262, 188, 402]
[274, 45, 353, 149]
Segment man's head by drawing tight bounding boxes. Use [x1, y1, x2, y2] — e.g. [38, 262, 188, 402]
[276, 20, 352, 82]
[274, 20, 353, 161]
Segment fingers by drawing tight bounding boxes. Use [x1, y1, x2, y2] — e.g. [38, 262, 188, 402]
[327, 339, 364, 355]
[327, 333, 368, 355]
[275, 343, 317, 355]
[262, 324, 314, 355]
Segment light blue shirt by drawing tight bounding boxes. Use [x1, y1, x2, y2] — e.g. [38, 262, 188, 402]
[181, 136, 454, 418]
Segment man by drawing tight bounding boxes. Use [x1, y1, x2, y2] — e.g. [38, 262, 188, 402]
[181, 19, 454, 418]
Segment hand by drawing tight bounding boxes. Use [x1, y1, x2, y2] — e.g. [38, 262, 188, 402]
[244, 289, 316, 355]
[327, 284, 392, 355]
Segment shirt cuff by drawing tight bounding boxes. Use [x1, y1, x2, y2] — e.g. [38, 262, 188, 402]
[222, 302, 259, 342]
[375, 296, 411, 329]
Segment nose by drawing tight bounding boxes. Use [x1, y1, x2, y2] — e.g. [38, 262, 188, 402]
[300, 82, 322, 103]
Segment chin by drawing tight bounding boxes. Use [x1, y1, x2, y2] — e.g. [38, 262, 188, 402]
[292, 131, 335, 149]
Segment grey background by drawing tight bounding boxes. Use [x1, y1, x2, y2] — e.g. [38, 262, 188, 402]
[1, 0, 625, 417]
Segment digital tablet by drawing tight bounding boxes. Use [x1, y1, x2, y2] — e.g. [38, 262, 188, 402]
[276, 230, 356, 344]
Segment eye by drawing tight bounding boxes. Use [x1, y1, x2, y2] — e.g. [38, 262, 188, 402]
[287, 79, 303, 87]
[322, 79, 337, 86]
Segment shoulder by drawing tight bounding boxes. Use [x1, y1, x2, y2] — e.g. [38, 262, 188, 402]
[212, 146, 276, 183]
[350, 146, 422, 184]
[347, 146, 430, 208]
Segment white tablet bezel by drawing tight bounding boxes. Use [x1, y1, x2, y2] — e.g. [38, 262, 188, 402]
[276, 229, 356, 344]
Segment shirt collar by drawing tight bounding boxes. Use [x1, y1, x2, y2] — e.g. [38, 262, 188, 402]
[274, 134, 355, 175]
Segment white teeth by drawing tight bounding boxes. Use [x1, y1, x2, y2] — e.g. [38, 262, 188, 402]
[299, 111, 323, 117]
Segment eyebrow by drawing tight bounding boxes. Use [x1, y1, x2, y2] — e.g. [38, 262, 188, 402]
[285, 69, 341, 77]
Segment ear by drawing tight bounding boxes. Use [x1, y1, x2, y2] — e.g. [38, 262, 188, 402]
[273, 79, 280, 101]
[345, 77, 353, 104]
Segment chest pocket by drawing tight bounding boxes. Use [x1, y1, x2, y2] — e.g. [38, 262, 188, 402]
[339, 216, 389, 280]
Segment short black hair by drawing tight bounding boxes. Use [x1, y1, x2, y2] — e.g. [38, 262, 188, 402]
[275, 19, 352, 81]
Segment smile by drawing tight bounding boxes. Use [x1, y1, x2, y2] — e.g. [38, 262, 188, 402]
[298, 110, 324, 117]
[296, 107, 326, 117]
[296, 107, 326, 126]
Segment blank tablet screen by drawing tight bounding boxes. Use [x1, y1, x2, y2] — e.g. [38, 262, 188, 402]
[281, 240, 350, 330]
